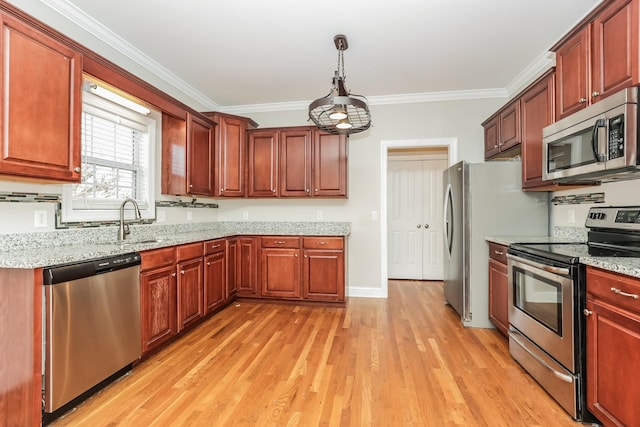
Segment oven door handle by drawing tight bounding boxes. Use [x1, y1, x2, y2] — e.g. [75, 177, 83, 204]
[506, 253, 570, 276]
[509, 327, 574, 384]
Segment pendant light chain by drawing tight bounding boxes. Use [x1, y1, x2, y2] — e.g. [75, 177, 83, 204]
[337, 49, 345, 81]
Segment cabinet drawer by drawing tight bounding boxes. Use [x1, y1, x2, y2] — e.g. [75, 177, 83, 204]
[205, 239, 226, 255]
[176, 242, 204, 261]
[587, 267, 640, 314]
[140, 247, 175, 271]
[489, 242, 507, 264]
[303, 236, 344, 250]
[261, 236, 300, 248]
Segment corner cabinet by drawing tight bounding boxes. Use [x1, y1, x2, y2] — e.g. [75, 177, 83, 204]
[161, 112, 216, 197]
[585, 266, 640, 427]
[488, 242, 508, 336]
[553, 0, 639, 119]
[0, 13, 82, 182]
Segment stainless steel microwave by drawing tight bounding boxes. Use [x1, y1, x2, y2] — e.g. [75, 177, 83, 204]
[542, 87, 639, 183]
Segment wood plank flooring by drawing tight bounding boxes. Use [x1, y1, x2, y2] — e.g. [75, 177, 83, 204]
[50, 281, 579, 426]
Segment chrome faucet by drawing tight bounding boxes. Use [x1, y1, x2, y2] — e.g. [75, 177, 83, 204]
[118, 198, 142, 241]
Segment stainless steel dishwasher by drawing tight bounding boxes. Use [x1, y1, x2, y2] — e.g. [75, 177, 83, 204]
[43, 252, 142, 415]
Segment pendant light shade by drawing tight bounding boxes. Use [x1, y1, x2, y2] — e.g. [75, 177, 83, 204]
[309, 35, 371, 135]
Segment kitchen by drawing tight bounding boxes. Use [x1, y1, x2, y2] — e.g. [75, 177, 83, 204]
[1, 0, 640, 425]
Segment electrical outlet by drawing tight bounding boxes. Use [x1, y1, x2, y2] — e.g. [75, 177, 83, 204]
[187, 210, 193, 221]
[316, 210, 323, 220]
[242, 211, 249, 220]
[157, 210, 166, 223]
[34, 210, 47, 228]
[371, 210, 378, 221]
[568, 209, 576, 224]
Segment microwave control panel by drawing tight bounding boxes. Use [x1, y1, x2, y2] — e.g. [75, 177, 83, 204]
[608, 114, 625, 160]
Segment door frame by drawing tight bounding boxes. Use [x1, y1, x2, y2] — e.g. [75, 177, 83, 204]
[380, 138, 458, 297]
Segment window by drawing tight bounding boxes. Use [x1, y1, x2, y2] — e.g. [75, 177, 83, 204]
[62, 82, 157, 223]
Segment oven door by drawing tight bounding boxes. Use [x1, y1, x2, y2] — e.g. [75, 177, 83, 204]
[507, 253, 575, 372]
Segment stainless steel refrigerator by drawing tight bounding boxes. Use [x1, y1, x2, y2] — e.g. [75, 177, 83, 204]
[442, 160, 548, 328]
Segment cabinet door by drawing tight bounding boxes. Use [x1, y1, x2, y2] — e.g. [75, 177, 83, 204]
[555, 28, 590, 119]
[591, 0, 639, 101]
[237, 237, 259, 296]
[187, 114, 215, 196]
[280, 128, 312, 197]
[499, 100, 521, 152]
[161, 113, 187, 195]
[248, 130, 278, 197]
[261, 248, 301, 299]
[0, 14, 82, 182]
[313, 132, 347, 197]
[177, 258, 204, 331]
[140, 265, 177, 354]
[488, 259, 508, 336]
[586, 297, 640, 427]
[521, 73, 555, 189]
[216, 115, 247, 197]
[204, 251, 226, 314]
[303, 249, 345, 301]
[483, 115, 500, 159]
[227, 238, 238, 299]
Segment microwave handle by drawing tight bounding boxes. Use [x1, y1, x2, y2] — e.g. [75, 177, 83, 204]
[591, 118, 606, 162]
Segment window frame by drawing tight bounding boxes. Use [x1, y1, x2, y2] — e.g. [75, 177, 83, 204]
[61, 90, 157, 224]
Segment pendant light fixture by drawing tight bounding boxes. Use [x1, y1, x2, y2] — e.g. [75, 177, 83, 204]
[309, 34, 371, 135]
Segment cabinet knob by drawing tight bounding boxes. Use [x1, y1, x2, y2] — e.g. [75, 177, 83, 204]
[318, 241, 327, 245]
[583, 309, 592, 317]
[579, 97, 588, 104]
[180, 270, 185, 275]
[272, 189, 276, 193]
[306, 189, 309, 193]
[207, 262, 211, 266]
[171, 273, 176, 277]
[295, 253, 298, 257]
[494, 144, 498, 148]
[220, 188, 224, 192]
[315, 188, 318, 192]
[74, 166, 81, 173]
[591, 91, 600, 98]
[189, 184, 193, 188]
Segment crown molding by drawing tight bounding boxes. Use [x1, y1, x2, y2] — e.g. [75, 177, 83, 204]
[222, 88, 509, 115]
[40, 0, 220, 111]
[505, 50, 556, 98]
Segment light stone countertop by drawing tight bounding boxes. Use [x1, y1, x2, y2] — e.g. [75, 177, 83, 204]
[485, 235, 582, 246]
[0, 221, 350, 269]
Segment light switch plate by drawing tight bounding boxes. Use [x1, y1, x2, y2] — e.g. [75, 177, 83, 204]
[34, 210, 47, 228]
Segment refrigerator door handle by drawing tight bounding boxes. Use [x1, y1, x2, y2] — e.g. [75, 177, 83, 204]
[444, 183, 454, 256]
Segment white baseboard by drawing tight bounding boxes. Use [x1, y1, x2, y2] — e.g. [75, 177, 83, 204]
[346, 286, 388, 299]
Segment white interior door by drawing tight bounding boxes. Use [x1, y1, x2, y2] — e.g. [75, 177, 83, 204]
[388, 158, 447, 280]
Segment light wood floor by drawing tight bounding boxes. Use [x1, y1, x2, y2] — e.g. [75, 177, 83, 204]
[50, 281, 579, 426]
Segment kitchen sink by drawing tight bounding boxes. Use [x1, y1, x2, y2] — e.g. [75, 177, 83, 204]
[96, 238, 168, 246]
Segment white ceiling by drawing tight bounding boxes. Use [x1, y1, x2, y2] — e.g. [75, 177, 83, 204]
[47, 0, 602, 111]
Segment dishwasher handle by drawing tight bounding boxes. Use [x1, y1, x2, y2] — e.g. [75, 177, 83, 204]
[44, 252, 141, 284]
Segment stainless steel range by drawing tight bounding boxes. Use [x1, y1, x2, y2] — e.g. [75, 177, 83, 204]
[507, 205, 640, 423]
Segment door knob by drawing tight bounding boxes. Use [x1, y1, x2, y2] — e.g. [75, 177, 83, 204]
[416, 224, 422, 228]
[424, 224, 430, 229]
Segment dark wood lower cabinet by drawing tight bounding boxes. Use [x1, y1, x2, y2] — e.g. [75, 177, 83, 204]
[488, 243, 508, 336]
[140, 265, 177, 353]
[227, 238, 238, 300]
[204, 247, 226, 315]
[586, 267, 640, 427]
[177, 257, 204, 332]
[303, 249, 344, 301]
[261, 247, 302, 299]
[237, 237, 259, 296]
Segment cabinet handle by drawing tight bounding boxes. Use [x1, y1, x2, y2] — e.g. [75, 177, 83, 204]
[180, 270, 185, 275]
[592, 91, 600, 98]
[73, 166, 81, 173]
[274, 241, 286, 244]
[611, 287, 639, 299]
[579, 97, 588, 104]
[583, 309, 592, 316]
[494, 250, 504, 255]
[317, 241, 327, 245]
[211, 244, 221, 249]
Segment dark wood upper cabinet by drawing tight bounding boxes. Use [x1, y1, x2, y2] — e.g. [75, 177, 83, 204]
[161, 112, 215, 196]
[0, 13, 82, 182]
[498, 100, 521, 152]
[554, 0, 639, 120]
[279, 128, 313, 197]
[483, 116, 500, 159]
[313, 131, 348, 197]
[248, 130, 279, 197]
[204, 112, 253, 197]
